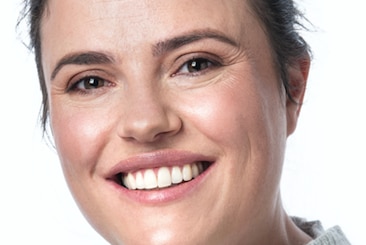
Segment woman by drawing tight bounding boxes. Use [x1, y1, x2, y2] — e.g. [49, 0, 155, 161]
[23, 0, 350, 244]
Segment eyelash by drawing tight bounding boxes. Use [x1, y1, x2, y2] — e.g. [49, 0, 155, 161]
[66, 56, 222, 94]
[67, 76, 113, 94]
[173, 57, 221, 77]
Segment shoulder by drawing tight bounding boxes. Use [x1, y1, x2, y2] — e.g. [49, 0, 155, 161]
[292, 217, 351, 245]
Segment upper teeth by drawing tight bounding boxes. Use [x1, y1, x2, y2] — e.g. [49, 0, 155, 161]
[122, 162, 204, 190]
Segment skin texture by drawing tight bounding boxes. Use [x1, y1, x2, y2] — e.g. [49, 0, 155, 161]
[41, 0, 311, 244]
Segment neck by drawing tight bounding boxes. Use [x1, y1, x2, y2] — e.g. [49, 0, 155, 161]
[267, 197, 313, 245]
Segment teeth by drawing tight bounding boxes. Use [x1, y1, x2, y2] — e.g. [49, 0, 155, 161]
[135, 172, 145, 189]
[192, 164, 199, 178]
[157, 167, 171, 188]
[171, 166, 183, 184]
[144, 169, 158, 189]
[123, 173, 137, 190]
[182, 164, 192, 181]
[122, 162, 205, 190]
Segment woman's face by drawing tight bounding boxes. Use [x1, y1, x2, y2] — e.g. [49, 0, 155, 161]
[41, 0, 303, 244]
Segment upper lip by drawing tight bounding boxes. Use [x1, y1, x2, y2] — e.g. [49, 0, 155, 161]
[105, 149, 215, 179]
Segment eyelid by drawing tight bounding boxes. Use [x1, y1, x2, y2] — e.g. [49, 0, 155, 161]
[68, 76, 107, 91]
[66, 69, 115, 94]
[172, 53, 223, 77]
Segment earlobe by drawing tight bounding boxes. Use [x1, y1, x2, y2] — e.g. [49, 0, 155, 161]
[286, 54, 311, 136]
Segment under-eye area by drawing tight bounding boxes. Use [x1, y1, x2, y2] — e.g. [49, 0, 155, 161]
[115, 161, 212, 190]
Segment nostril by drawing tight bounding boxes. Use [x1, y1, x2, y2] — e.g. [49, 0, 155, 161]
[117, 101, 182, 144]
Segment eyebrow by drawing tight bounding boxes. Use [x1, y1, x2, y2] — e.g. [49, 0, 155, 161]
[50, 29, 238, 80]
[51, 51, 115, 80]
[152, 29, 238, 57]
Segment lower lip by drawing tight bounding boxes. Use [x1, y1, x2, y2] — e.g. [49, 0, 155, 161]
[107, 163, 215, 204]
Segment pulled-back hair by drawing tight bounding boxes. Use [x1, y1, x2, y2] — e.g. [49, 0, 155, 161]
[248, 0, 310, 100]
[21, 0, 310, 132]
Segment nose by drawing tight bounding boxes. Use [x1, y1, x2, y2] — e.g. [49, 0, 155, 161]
[117, 88, 182, 143]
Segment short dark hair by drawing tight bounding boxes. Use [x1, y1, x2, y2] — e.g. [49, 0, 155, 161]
[20, 0, 310, 132]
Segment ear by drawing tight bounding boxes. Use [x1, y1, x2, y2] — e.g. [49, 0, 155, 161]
[286, 54, 311, 136]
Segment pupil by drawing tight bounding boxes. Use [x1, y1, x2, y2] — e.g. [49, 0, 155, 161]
[188, 59, 208, 72]
[86, 77, 101, 89]
[89, 78, 98, 86]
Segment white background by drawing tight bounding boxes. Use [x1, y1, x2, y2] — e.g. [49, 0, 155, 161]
[1, 0, 365, 244]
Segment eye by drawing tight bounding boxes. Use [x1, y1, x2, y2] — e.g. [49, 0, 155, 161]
[176, 58, 218, 75]
[69, 76, 110, 92]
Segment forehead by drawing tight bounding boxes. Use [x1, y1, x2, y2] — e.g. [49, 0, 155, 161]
[42, 0, 252, 39]
[41, 0, 265, 75]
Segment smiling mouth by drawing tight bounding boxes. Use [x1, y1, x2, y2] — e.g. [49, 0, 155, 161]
[116, 161, 212, 190]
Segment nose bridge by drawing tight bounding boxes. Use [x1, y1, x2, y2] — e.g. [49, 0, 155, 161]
[118, 78, 180, 143]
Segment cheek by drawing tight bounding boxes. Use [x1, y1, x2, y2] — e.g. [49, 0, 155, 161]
[182, 77, 271, 151]
[50, 107, 113, 175]
[180, 70, 287, 178]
